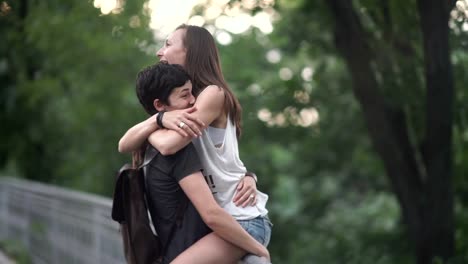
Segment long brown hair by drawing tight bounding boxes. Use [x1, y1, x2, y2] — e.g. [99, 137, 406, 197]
[176, 24, 242, 137]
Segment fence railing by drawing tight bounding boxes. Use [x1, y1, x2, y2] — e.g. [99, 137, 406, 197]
[0, 177, 125, 264]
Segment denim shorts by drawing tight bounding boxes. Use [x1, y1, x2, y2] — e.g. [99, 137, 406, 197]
[237, 215, 272, 246]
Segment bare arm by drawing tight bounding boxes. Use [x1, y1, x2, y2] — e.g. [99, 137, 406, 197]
[118, 107, 205, 153]
[179, 173, 270, 259]
[118, 114, 159, 153]
[148, 85, 224, 155]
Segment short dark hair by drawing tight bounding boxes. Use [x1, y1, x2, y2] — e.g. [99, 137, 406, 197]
[136, 62, 191, 115]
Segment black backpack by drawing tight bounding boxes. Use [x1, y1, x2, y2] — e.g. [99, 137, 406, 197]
[111, 146, 186, 264]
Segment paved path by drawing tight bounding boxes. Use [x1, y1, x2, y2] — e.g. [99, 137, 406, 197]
[0, 250, 15, 264]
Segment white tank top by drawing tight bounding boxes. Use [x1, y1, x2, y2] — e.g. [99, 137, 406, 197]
[192, 117, 269, 220]
[206, 126, 225, 147]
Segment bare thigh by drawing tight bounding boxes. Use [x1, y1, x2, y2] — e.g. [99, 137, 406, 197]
[170, 233, 246, 264]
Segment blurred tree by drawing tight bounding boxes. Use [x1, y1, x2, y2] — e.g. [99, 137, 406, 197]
[211, 0, 467, 262]
[0, 0, 154, 194]
[1, 0, 467, 263]
[325, 0, 455, 262]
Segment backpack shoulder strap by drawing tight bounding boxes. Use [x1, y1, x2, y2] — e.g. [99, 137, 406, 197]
[140, 146, 158, 169]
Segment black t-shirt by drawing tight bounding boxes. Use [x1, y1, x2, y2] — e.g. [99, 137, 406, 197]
[144, 143, 212, 264]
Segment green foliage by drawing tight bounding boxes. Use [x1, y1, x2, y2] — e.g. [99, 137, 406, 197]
[1, 0, 467, 263]
[218, 26, 400, 262]
[219, 0, 468, 262]
[0, 0, 154, 195]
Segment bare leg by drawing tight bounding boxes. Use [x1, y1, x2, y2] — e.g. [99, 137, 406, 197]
[170, 233, 246, 264]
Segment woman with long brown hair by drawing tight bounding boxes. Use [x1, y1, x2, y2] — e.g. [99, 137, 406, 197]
[119, 25, 272, 263]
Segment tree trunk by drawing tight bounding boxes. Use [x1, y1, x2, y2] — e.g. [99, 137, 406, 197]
[417, 0, 455, 261]
[325, 0, 454, 262]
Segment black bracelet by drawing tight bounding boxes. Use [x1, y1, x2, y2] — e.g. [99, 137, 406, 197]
[156, 111, 166, 128]
[245, 171, 258, 183]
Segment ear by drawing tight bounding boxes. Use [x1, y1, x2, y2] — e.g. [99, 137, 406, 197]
[153, 99, 166, 112]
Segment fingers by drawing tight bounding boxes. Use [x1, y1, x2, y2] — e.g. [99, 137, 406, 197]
[236, 180, 244, 191]
[233, 189, 247, 206]
[186, 106, 197, 113]
[233, 180, 246, 203]
[178, 118, 203, 137]
[240, 193, 256, 208]
[181, 112, 205, 133]
[174, 126, 189, 137]
[234, 176, 258, 206]
[234, 188, 256, 207]
[161, 109, 205, 137]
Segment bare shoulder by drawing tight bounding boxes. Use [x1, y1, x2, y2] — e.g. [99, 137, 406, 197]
[198, 85, 225, 102]
[201, 85, 224, 95]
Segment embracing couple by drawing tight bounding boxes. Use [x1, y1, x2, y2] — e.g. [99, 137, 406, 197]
[118, 24, 272, 264]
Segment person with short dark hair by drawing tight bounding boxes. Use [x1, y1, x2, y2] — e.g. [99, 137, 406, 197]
[132, 62, 270, 264]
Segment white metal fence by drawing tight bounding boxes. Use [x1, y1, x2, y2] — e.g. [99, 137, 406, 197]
[0, 177, 126, 264]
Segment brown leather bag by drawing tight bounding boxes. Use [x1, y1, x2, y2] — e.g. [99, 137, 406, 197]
[111, 148, 161, 264]
[112, 146, 188, 264]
